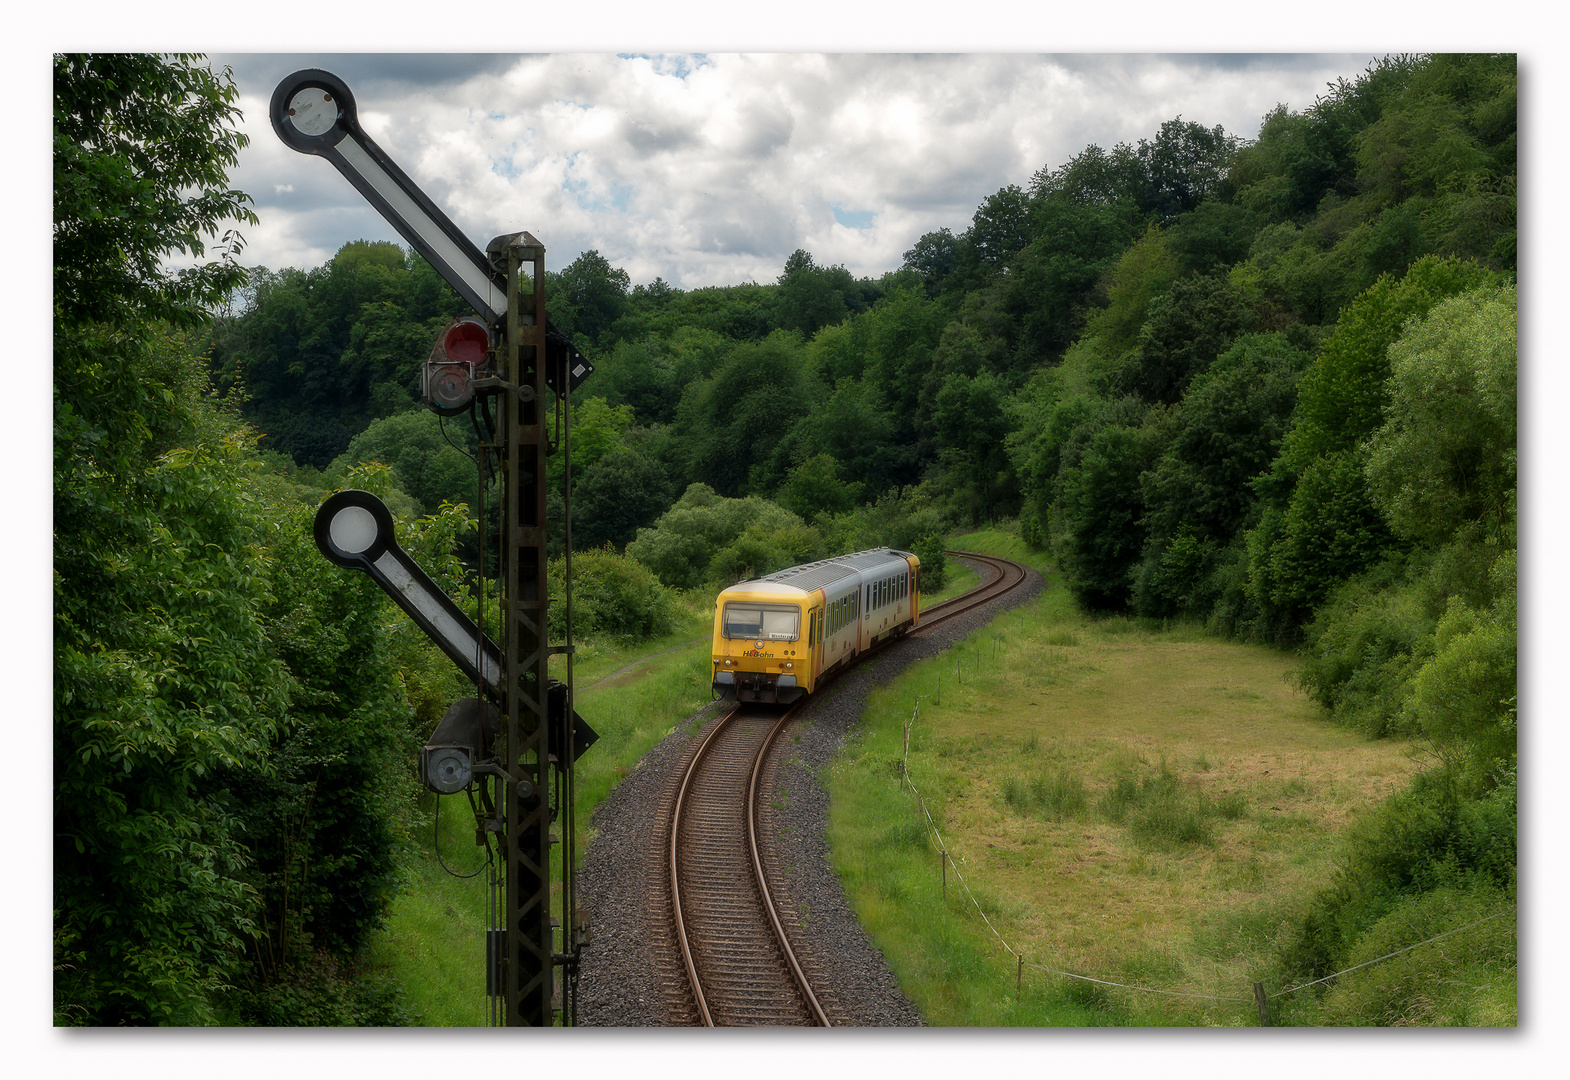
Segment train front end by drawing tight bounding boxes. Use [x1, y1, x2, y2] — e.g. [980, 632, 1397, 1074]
[711, 582, 813, 704]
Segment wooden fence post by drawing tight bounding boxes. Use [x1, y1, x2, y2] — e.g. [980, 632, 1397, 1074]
[1254, 981, 1269, 1026]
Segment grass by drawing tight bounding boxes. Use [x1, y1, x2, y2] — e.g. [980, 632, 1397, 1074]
[825, 526, 1423, 1026]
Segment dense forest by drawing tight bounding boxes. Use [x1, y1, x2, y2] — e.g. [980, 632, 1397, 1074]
[56, 52, 1515, 1024]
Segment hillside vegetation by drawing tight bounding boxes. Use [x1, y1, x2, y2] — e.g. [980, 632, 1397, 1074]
[57, 52, 1514, 1024]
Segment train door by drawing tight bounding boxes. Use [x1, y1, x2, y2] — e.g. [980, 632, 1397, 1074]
[809, 605, 823, 686]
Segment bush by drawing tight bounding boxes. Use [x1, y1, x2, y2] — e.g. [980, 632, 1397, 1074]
[913, 535, 949, 593]
[229, 953, 417, 1027]
[1316, 885, 1516, 1026]
[548, 547, 677, 642]
[1293, 554, 1434, 737]
[626, 483, 813, 589]
[1279, 767, 1516, 980]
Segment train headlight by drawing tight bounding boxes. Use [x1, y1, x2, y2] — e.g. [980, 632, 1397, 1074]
[782, 661, 793, 671]
[723, 658, 735, 668]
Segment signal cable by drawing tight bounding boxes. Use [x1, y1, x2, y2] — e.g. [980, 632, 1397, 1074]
[432, 790, 492, 880]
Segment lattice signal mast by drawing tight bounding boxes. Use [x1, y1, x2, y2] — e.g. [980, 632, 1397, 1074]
[274, 69, 592, 1026]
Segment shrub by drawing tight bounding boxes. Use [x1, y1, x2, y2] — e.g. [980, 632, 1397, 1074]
[1316, 884, 1516, 1026]
[548, 547, 677, 642]
[1279, 767, 1516, 980]
[913, 535, 949, 593]
[1293, 554, 1435, 737]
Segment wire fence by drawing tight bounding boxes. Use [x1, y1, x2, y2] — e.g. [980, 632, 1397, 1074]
[896, 698, 1515, 1023]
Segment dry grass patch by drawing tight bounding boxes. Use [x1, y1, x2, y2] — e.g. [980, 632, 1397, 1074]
[870, 604, 1423, 1021]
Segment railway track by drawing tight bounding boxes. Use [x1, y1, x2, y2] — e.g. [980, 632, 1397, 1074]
[662, 552, 1028, 1026]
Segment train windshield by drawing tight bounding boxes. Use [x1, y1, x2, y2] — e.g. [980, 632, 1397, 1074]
[722, 602, 801, 641]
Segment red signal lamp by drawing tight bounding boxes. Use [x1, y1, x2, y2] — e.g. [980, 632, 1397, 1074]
[423, 316, 491, 415]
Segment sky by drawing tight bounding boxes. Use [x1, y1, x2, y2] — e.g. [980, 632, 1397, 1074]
[222, 52, 1385, 291]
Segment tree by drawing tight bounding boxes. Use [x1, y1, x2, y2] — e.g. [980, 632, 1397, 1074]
[328, 409, 481, 516]
[672, 331, 820, 497]
[775, 249, 851, 338]
[901, 227, 962, 296]
[54, 54, 281, 1024]
[1083, 225, 1181, 359]
[1365, 284, 1517, 547]
[965, 185, 1033, 268]
[550, 249, 630, 347]
[1135, 118, 1243, 223]
[1115, 273, 1255, 404]
[1051, 400, 1159, 609]
[1242, 257, 1501, 635]
[626, 483, 812, 590]
[1029, 141, 1146, 209]
[775, 454, 863, 519]
[1132, 334, 1309, 617]
[54, 53, 256, 329]
[55, 55, 425, 1026]
[573, 447, 675, 551]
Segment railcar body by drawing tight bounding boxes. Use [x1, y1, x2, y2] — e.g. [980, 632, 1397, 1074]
[711, 547, 920, 704]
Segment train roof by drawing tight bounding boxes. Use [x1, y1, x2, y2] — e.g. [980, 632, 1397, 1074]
[740, 547, 914, 594]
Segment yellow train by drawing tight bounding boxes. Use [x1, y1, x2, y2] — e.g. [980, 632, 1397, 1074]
[711, 548, 921, 704]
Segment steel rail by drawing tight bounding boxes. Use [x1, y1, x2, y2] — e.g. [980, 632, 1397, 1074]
[747, 708, 832, 1027]
[667, 704, 738, 1027]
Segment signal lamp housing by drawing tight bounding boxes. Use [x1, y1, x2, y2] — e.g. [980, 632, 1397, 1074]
[422, 316, 492, 415]
[422, 697, 498, 794]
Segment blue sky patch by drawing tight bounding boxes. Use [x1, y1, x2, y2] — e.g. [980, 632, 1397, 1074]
[832, 205, 876, 230]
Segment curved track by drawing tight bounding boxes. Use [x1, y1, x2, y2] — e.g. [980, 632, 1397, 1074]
[668, 702, 830, 1026]
[664, 552, 1028, 1025]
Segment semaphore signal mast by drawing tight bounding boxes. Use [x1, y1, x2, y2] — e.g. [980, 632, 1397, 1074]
[272, 68, 594, 1027]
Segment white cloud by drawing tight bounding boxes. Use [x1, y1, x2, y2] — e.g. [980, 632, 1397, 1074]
[220, 52, 1381, 291]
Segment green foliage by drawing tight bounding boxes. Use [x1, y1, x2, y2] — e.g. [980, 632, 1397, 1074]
[1292, 555, 1435, 737]
[548, 547, 678, 642]
[213, 244, 466, 467]
[55, 55, 434, 1024]
[1315, 885, 1516, 1026]
[1279, 768, 1515, 983]
[572, 445, 675, 551]
[1083, 225, 1180, 358]
[1402, 550, 1516, 784]
[775, 453, 864, 519]
[55, 386, 290, 1023]
[912, 535, 950, 594]
[229, 954, 417, 1026]
[672, 331, 821, 497]
[53, 53, 289, 1025]
[1049, 400, 1160, 609]
[625, 483, 814, 590]
[547, 249, 629, 348]
[329, 409, 482, 516]
[53, 53, 256, 330]
[1365, 284, 1517, 546]
[775, 248, 853, 337]
[1115, 273, 1256, 404]
[1284, 256, 1496, 468]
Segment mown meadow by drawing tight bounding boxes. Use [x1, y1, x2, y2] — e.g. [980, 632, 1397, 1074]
[826, 530, 1514, 1026]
